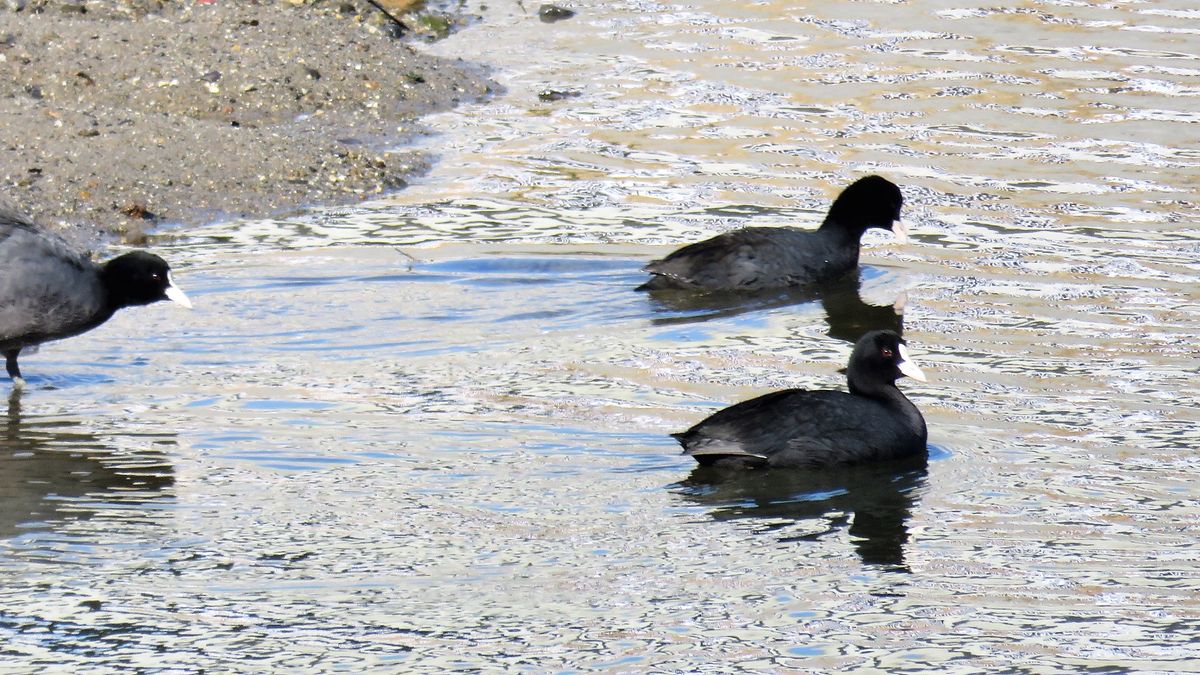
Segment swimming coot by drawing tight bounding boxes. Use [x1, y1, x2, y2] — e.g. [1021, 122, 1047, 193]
[674, 330, 927, 468]
[639, 175, 905, 292]
[0, 203, 191, 388]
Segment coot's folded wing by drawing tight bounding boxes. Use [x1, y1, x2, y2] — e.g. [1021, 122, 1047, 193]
[643, 227, 808, 290]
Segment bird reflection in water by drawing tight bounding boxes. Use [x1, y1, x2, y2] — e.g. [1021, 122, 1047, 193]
[673, 457, 928, 570]
[646, 268, 905, 344]
[0, 390, 175, 539]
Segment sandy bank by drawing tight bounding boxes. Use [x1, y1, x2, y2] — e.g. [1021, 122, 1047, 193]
[0, 0, 493, 245]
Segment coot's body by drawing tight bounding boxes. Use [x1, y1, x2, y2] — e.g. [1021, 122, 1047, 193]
[640, 176, 905, 292]
[0, 203, 190, 387]
[675, 331, 926, 468]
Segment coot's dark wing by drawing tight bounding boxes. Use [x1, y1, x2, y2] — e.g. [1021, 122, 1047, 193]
[675, 389, 907, 467]
[0, 205, 105, 346]
[642, 227, 818, 291]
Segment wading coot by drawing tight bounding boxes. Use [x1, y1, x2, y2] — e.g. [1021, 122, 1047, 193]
[674, 330, 927, 469]
[0, 203, 191, 388]
[639, 175, 905, 292]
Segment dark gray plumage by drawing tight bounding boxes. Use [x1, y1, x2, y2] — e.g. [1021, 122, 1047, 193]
[0, 203, 191, 387]
[639, 176, 905, 292]
[674, 330, 927, 469]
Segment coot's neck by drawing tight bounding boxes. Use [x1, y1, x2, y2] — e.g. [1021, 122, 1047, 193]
[93, 290, 123, 325]
[99, 265, 142, 312]
[848, 376, 927, 440]
[816, 216, 866, 249]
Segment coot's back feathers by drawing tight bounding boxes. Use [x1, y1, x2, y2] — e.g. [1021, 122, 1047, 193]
[640, 227, 829, 291]
[0, 202, 93, 271]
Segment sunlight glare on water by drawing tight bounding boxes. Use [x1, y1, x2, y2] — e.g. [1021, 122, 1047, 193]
[1, 0, 1199, 671]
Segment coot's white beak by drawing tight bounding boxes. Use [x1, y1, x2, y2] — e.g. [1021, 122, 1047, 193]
[891, 219, 909, 245]
[897, 343, 926, 382]
[165, 272, 193, 309]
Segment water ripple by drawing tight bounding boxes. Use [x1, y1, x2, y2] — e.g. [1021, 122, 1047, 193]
[3, 0, 1199, 670]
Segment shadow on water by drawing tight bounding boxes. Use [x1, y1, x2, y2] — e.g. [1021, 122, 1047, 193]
[672, 456, 929, 570]
[0, 390, 175, 539]
[416, 254, 653, 326]
[645, 268, 905, 344]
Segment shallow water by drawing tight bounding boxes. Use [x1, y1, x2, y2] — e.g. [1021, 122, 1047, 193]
[3, 0, 1200, 671]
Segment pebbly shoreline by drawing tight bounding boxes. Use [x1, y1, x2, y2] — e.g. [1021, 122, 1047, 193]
[0, 0, 494, 247]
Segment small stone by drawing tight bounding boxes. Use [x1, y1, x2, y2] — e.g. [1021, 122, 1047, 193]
[538, 88, 580, 102]
[538, 4, 575, 23]
[119, 202, 155, 221]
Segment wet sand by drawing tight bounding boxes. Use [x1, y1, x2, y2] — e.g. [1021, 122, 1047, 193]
[0, 0, 493, 246]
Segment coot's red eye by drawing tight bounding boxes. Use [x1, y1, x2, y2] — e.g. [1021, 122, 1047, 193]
[881, 347, 894, 358]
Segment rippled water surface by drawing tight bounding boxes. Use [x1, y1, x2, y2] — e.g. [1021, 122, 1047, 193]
[3, 0, 1199, 671]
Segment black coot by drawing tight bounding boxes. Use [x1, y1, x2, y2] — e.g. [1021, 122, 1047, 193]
[639, 176, 905, 292]
[674, 330, 927, 468]
[0, 203, 191, 388]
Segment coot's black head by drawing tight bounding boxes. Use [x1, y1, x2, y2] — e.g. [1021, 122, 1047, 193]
[825, 175, 906, 242]
[102, 251, 192, 309]
[847, 330, 925, 396]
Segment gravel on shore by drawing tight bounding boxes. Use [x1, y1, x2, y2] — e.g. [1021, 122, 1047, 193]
[0, 0, 493, 246]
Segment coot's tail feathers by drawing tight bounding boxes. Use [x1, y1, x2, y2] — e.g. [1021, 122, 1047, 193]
[687, 450, 770, 468]
[639, 250, 712, 290]
[638, 254, 690, 291]
[0, 201, 38, 230]
[637, 273, 676, 292]
[674, 435, 770, 466]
